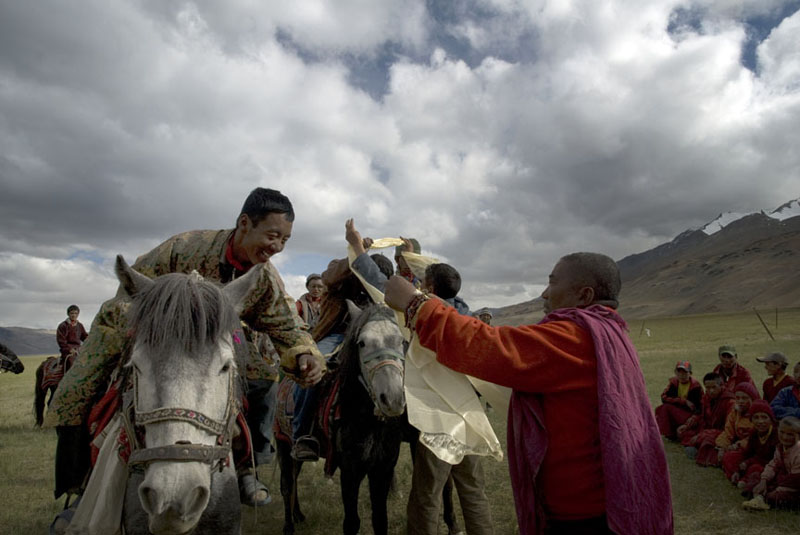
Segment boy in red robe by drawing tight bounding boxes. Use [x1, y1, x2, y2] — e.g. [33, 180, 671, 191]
[757, 352, 796, 403]
[655, 360, 702, 440]
[725, 400, 779, 494]
[714, 345, 755, 394]
[677, 372, 734, 459]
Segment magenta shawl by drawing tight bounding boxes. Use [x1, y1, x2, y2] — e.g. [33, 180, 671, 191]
[507, 305, 673, 535]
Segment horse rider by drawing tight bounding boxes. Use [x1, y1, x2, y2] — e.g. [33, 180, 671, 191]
[56, 304, 88, 371]
[44, 187, 325, 505]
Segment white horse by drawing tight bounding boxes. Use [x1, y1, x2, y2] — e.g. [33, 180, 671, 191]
[115, 255, 261, 535]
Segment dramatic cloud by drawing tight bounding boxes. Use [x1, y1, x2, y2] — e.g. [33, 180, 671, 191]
[1, 0, 798, 328]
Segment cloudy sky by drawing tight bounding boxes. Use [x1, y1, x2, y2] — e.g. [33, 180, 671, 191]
[1, 0, 799, 329]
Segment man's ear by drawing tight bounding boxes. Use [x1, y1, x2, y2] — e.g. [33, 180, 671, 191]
[577, 286, 595, 306]
[236, 213, 250, 232]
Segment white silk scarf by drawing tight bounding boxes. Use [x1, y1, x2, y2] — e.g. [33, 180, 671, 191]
[348, 239, 508, 464]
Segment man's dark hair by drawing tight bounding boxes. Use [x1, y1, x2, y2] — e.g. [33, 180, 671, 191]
[371, 254, 394, 280]
[425, 263, 461, 300]
[239, 187, 295, 225]
[67, 304, 80, 314]
[559, 252, 621, 308]
[703, 372, 722, 384]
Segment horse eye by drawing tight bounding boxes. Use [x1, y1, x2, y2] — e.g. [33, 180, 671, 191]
[221, 362, 232, 373]
[358, 340, 366, 348]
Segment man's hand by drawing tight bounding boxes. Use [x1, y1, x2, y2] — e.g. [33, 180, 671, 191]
[399, 236, 415, 253]
[752, 480, 767, 496]
[297, 353, 324, 387]
[676, 424, 687, 436]
[685, 400, 695, 411]
[384, 275, 419, 312]
[345, 219, 372, 256]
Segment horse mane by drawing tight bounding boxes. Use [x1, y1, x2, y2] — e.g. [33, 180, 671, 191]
[337, 302, 397, 389]
[128, 273, 241, 362]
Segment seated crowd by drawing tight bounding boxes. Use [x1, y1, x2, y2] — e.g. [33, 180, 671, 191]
[655, 347, 800, 511]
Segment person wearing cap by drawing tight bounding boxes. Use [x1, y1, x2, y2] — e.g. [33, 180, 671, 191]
[678, 372, 734, 458]
[770, 362, 800, 420]
[655, 361, 703, 440]
[724, 400, 779, 493]
[696, 382, 758, 467]
[295, 273, 325, 330]
[713, 345, 756, 394]
[476, 308, 493, 325]
[758, 352, 796, 403]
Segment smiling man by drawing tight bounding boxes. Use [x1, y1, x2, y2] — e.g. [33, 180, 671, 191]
[46, 187, 324, 505]
[384, 252, 673, 535]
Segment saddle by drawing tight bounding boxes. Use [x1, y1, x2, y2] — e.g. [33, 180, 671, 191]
[274, 370, 342, 477]
[40, 357, 65, 391]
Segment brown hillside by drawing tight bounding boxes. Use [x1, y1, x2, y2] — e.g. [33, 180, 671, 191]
[491, 213, 800, 323]
[619, 214, 800, 318]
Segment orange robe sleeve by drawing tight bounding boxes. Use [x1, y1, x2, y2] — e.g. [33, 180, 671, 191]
[414, 299, 596, 393]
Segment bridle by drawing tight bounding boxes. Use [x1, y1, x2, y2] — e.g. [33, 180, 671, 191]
[356, 317, 405, 417]
[124, 362, 239, 472]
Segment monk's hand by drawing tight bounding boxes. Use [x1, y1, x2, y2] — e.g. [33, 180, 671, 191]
[676, 424, 687, 436]
[345, 219, 367, 256]
[685, 400, 694, 411]
[297, 353, 324, 386]
[384, 275, 418, 312]
[753, 481, 767, 496]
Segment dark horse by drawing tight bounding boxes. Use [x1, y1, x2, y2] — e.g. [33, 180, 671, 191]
[112, 255, 262, 535]
[0, 342, 24, 374]
[34, 355, 66, 427]
[275, 301, 406, 535]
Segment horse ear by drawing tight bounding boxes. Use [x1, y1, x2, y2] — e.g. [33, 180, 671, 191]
[115, 255, 153, 298]
[222, 263, 263, 316]
[345, 299, 362, 323]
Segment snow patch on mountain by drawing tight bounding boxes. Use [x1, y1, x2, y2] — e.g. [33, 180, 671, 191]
[771, 199, 800, 221]
[698, 197, 799, 235]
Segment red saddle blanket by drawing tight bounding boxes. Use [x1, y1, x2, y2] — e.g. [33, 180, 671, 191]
[274, 374, 341, 477]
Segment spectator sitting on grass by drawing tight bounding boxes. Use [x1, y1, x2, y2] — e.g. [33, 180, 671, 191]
[728, 400, 779, 495]
[758, 352, 795, 403]
[655, 360, 702, 441]
[678, 372, 734, 460]
[743, 416, 800, 511]
[714, 345, 756, 395]
[695, 382, 758, 467]
[770, 362, 800, 420]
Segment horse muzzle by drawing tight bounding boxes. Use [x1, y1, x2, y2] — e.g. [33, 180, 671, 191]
[139, 461, 211, 535]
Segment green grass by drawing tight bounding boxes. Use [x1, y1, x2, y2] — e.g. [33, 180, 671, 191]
[2, 308, 800, 534]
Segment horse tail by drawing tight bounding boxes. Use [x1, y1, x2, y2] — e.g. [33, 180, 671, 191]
[33, 360, 47, 427]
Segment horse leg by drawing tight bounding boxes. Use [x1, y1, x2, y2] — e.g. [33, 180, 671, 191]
[34, 364, 46, 427]
[367, 465, 396, 535]
[340, 463, 367, 535]
[277, 440, 299, 535]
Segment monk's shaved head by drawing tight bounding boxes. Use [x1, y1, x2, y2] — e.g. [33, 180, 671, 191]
[558, 252, 621, 309]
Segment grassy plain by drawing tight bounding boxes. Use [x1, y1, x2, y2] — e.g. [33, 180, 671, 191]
[1, 307, 799, 534]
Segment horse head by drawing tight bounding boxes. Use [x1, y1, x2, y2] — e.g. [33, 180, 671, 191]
[0, 348, 24, 374]
[343, 300, 406, 418]
[116, 255, 258, 535]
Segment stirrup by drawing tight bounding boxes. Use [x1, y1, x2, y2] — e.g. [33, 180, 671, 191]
[291, 435, 320, 462]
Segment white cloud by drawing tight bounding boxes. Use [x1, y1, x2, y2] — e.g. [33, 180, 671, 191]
[1, 0, 799, 328]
